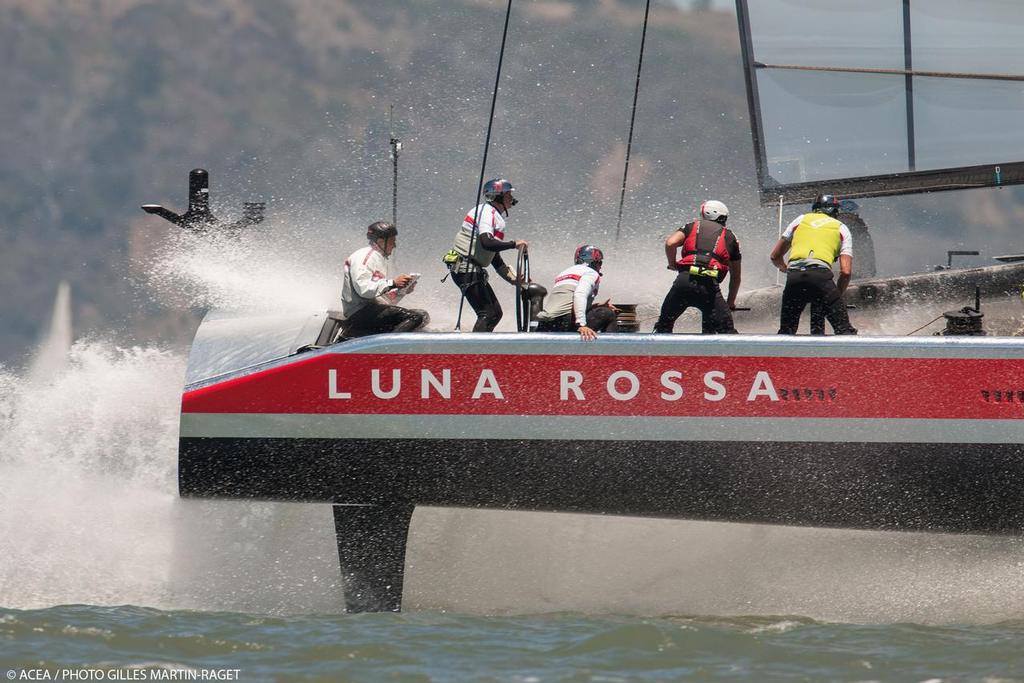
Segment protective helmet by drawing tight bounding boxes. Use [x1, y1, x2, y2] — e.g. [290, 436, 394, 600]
[811, 194, 841, 216]
[574, 244, 604, 267]
[483, 178, 515, 202]
[700, 200, 729, 224]
[366, 221, 397, 242]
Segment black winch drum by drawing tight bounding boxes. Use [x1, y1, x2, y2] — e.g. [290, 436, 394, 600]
[614, 303, 639, 333]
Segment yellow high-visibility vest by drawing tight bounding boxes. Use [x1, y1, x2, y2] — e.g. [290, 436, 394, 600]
[790, 213, 843, 265]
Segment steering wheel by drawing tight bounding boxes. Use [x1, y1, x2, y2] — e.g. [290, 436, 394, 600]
[514, 245, 531, 332]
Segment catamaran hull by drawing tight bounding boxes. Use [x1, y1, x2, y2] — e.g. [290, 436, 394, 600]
[179, 329, 1024, 611]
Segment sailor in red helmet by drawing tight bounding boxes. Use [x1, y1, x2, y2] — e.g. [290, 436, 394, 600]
[446, 178, 528, 331]
[340, 221, 428, 338]
[653, 200, 742, 334]
[536, 244, 618, 341]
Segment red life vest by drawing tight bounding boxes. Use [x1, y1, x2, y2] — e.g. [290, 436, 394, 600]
[675, 219, 730, 274]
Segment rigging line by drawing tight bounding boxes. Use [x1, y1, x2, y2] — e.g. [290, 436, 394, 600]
[614, 0, 652, 241]
[905, 313, 946, 336]
[456, 0, 515, 331]
[753, 62, 1024, 82]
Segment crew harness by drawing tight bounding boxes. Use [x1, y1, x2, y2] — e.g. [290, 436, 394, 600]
[676, 219, 731, 279]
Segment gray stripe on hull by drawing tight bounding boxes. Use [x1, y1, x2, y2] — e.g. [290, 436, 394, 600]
[318, 333, 1024, 359]
[180, 413, 1024, 444]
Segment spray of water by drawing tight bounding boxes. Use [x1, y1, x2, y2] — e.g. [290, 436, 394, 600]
[0, 342, 183, 606]
[0, 225, 348, 613]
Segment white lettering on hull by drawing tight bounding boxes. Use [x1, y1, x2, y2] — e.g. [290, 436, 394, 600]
[472, 369, 504, 400]
[421, 369, 451, 399]
[560, 371, 584, 401]
[371, 369, 401, 399]
[328, 368, 783, 403]
[328, 369, 351, 399]
[660, 370, 684, 401]
[747, 371, 780, 402]
[703, 371, 726, 402]
[607, 371, 640, 401]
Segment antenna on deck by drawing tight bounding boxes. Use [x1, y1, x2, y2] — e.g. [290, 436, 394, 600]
[389, 105, 402, 228]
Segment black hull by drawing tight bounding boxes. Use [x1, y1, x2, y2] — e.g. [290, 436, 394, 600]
[180, 437, 1024, 536]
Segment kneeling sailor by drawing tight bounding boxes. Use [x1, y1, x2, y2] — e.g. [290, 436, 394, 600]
[340, 221, 428, 338]
[536, 244, 618, 341]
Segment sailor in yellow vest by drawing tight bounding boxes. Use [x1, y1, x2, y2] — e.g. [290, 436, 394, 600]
[769, 194, 858, 335]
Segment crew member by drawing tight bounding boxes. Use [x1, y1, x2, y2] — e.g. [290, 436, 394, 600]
[340, 221, 428, 338]
[653, 200, 742, 334]
[536, 244, 618, 341]
[810, 199, 873, 334]
[445, 178, 528, 332]
[770, 194, 857, 335]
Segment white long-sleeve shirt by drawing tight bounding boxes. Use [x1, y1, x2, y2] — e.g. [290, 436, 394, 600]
[341, 244, 401, 318]
[537, 264, 601, 326]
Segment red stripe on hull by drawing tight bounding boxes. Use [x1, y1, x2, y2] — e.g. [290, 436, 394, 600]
[181, 353, 1024, 420]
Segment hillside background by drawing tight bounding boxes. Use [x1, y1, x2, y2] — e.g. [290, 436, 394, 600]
[2, 0, 1022, 365]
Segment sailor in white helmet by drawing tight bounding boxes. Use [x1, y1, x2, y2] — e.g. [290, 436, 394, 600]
[653, 199, 742, 334]
[445, 178, 528, 331]
[536, 244, 618, 341]
[340, 221, 428, 338]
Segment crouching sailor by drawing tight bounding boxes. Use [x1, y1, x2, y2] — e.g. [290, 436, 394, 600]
[654, 200, 742, 334]
[536, 244, 618, 341]
[445, 178, 528, 331]
[340, 221, 428, 338]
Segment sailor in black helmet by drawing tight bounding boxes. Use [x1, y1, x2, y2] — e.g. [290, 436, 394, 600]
[536, 244, 618, 341]
[340, 221, 428, 338]
[446, 178, 528, 331]
[770, 194, 857, 335]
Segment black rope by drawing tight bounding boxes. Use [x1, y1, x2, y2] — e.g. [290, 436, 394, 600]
[905, 313, 946, 336]
[456, 0, 514, 330]
[614, 0, 652, 241]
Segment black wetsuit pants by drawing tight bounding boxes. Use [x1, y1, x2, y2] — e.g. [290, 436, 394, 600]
[536, 305, 619, 333]
[343, 302, 428, 338]
[452, 270, 502, 332]
[653, 271, 736, 334]
[778, 266, 857, 335]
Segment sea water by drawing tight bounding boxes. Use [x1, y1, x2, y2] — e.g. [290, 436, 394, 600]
[3, 606, 1024, 682]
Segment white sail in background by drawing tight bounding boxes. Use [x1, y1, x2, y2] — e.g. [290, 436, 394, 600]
[28, 280, 72, 382]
